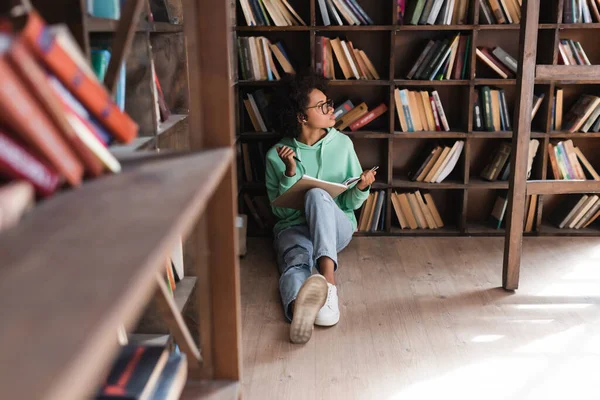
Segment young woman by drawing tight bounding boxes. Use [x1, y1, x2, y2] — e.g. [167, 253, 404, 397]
[265, 72, 376, 344]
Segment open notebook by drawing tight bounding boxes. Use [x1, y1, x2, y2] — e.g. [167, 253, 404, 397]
[271, 167, 376, 210]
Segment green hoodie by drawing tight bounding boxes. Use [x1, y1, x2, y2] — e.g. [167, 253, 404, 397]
[265, 128, 370, 234]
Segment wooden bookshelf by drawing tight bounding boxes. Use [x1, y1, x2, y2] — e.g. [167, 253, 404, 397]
[0, 0, 241, 398]
[234, 0, 600, 244]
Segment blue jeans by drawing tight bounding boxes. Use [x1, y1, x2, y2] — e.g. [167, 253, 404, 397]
[274, 188, 354, 322]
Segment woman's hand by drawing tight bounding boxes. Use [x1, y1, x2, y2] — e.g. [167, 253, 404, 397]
[357, 169, 376, 191]
[277, 146, 297, 177]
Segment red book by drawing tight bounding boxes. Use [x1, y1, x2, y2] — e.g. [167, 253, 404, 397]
[349, 103, 388, 131]
[20, 11, 138, 144]
[479, 47, 515, 78]
[0, 130, 61, 197]
[0, 55, 83, 186]
[7, 38, 104, 177]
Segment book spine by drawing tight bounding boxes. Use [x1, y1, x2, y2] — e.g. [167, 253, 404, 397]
[22, 11, 138, 143]
[317, 0, 331, 25]
[499, 90, 511, 130]
[473, 92, 483, 130]
[9, 39, 104, 177]
[399, 90, 415, 131]
[349, 103, 388, 131]
[333, 99, 355, 119]
[0, 130, 61, 196]
[0, 57, 83, 185]
[482, 86, 493, 131]
[407, 40, 435, 79]
[432, 91, 449, 131]
[430, 95, 441, 131]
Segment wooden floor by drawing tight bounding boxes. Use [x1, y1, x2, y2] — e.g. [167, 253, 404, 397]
[240, 236, 600, 400]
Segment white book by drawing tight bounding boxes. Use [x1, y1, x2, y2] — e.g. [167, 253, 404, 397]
[318, 0, 331, 25]
[427, 0, 446, 24]
[272, 174, 359, 210]
[434, 140, 464, 183]
[432, 91, 450, 131]
[326, 0, 344, 25]
[170, 237, 185, 280]
[341, 41, 361, 79]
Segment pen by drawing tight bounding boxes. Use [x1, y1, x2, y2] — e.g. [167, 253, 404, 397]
[294, 156, 302, 163]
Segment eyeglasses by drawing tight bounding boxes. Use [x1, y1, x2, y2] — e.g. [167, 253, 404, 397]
[305, 98, 334, 115]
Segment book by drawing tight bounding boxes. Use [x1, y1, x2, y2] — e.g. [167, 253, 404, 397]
[0, 130, 61, 197]
[349, 103, 388, 131]
[271, 171, 373, 210]
[95, 345, 169, 400]
[148, 352, 187, 400]
[20, 12, 139, 143]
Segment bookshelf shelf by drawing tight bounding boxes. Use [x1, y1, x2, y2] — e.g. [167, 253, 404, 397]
[238, 80, 283, 86]
[473, 78, 517, 85]
[235, 26, 311, 32]
[315, 25, 395, 31]
[389, 226, 461, 236]
[157, 114, 189, 136]
[392, 131, 467, 138]
[557, 23, 600, 29]
[394, 79, 470, 86]
[0, 149, 233, 400]
[87, 16, 184, 33]
[470, 131, 513, 138]
[476, 24, 521, 30]
[538, 223, 600, 236]
[468, 178, 509, 189]
[465, 223, 505, 235]
[546, 131, 600, 138]
[398, 24, 474, 31]
[328, 79, 391, 86]
[391, 178, 464, 189]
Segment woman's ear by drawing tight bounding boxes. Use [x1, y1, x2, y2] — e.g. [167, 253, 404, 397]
[297, 112, 307, 124]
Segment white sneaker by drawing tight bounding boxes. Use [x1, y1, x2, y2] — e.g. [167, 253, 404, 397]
[290, 275, 328, 344]
[315, 283, 340, 327]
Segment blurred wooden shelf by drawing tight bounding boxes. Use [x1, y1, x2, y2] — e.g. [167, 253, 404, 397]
[87, 15, 184, 33]
[392, 131, 467, 138]
[392, 178, 464, 189]
[389, 226, 461, 235]
[394, 79, 470, 86]
[0, 149, 233, 400]
[468, 178, 509, 189]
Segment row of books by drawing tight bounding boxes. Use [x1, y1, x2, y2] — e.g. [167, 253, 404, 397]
[472, 87, 544, 132]
[480, 139, 539, 181]
[316, 36, 380, 80]
[0, 11, 137, 198]
[479, 0, 522, 24]
[490, 191, 537, 231]
[551, 194, 600, 229]
[392, 190, 445, 229]
[334, 100, 388, 131]
[547, 139, 599, 180]
[238, 0, 306, 26]
[475, 46, 518, 79]
[408, 140, 465, 183]
[558, 39, 591, 66]
[407, 34, 471, 81]
[563, 0, 600, 24]
[400, 0, 470, 25]
[394, 89, 450, 132]
[474, 86, 510, 131]
[357, 190, 386, 232]
[317, 0, 374, 26]
[237, 36, 295, 81]
[95, 345, 187, 400]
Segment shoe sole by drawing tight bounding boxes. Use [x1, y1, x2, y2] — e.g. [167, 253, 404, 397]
[290, 275, 328, 344]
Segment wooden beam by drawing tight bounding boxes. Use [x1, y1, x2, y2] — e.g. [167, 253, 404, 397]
[154, 273, 204, 374]
[104, 0, 145, 94]
[183, 0, 242, 382]
[503, 0, 540, 291]
[527, 180, 600, 195]
[536, 65, 600, 82]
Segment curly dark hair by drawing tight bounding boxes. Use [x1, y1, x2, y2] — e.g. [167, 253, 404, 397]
[269, 70, 329, 139]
